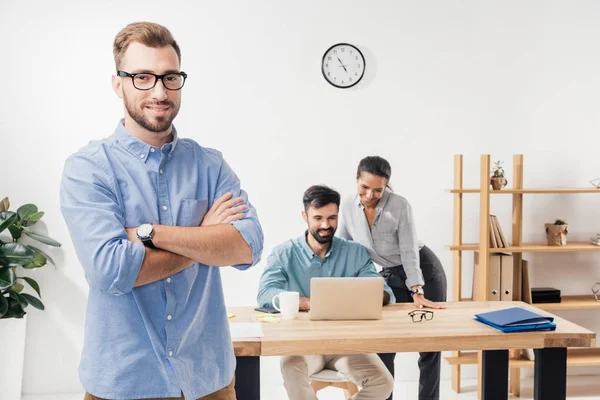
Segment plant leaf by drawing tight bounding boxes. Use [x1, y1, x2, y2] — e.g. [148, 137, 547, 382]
[4, 296, 25, 318]
[0, 242, 36, 267]
[20, 293, 44, 311]
[19, 277, 41, 297]
[23, 248, 47, 269]
[0, 211, 17, 234]
[23, 211, 44, 226]
[8, 225, 22, 240]
[0, 294, 8, 317]
[28, 245, 55, 267]
[0, 197, 9, 213]
[0, 266, 15, 289]
[10, 291, 28, 309]
[23, 231, 62, 247]
[12, 283, 24, 293]
[17, 204, 38, 221]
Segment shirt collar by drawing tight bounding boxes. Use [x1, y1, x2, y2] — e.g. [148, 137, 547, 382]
[355, 188, 391, 211]
[114, 120, 179, 163]
[297, 231, 338, 259]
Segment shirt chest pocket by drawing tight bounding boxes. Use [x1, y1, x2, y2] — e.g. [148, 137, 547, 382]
[177, 199, 209, 227]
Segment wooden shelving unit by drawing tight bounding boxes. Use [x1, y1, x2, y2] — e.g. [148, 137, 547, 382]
[445, 348, 600, 368]
[445, 154, 600, 398]
[449, 242, 600, 253]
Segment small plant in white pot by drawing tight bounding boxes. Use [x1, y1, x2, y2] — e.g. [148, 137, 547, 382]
[490, 161, 508, 190]
[0, 197, 60, 400]
[545, 219, 568, 246]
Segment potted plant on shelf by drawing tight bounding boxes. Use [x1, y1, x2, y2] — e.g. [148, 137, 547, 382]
[0, 196, 61, 400]
[490, 161, 508, 190]
[545, 219, 568, 246]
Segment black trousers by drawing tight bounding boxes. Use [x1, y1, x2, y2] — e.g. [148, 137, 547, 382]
[378, 246, 448, 400]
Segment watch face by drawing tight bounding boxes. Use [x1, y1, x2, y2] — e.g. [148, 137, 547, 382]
[321, 43, 365, 89]
[137, 223, 153, 238]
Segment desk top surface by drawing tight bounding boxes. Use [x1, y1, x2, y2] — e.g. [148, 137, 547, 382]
[229, 301, 596, 356]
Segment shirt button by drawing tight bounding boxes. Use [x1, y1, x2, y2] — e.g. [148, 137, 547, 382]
[139, 154, 145, 159]
[162, 205, 168, 211]
[167, 315, 172, 321]
[159, 169, 164, 174]
[166, 278, 171, 283]
[150, 148, 155, 152]
[168, 351, 173, 357]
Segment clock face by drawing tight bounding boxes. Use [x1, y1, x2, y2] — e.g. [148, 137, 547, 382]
[321, 43, 365, 88]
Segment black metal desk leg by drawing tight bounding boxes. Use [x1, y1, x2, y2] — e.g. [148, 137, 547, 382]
[235, 356, 260, 400]
[534, 348, 567, 400]
[481, 349, 509, 400]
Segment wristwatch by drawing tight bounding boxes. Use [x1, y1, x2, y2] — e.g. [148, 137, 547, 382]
[410, 287, 424, 297]
[136, 223, 155, 249]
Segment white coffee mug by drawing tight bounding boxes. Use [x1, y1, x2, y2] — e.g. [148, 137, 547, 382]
[272, 291, 300, 320]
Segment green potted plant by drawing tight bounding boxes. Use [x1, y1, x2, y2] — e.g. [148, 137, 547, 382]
[545, 219, 568, 246]
[490, 161, 508, 190]
[0, 196, 60, 400]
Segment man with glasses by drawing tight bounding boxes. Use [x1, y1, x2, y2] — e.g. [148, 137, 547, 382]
[60, 22, 263, 400]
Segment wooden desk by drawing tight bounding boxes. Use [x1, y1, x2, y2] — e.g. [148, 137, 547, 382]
[230, 301, 595, 400]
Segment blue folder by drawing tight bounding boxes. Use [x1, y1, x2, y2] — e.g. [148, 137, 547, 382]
[475, 307, 556, 333]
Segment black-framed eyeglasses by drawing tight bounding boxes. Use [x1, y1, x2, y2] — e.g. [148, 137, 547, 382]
[117, 71, 188, 91]
[408, 310, 434, 323]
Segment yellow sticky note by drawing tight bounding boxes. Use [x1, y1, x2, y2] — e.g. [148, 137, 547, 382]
[255, 314, 279, 323]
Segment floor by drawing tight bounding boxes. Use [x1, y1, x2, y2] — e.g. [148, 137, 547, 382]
[20, 375, 600, 399]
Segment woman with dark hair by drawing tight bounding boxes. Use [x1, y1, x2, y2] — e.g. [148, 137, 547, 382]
[337, 155, 447, 400]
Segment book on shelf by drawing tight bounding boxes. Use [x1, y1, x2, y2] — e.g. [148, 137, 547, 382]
[493, 215, 508, 247]
[489, 214, 507, 248]
[489, 215, 498, 248]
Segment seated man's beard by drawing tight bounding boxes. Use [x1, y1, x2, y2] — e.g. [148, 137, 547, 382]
[310, 227, 335, 244]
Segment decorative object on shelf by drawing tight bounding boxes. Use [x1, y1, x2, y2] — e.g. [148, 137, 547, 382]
[590, 178, 600, 189]
[0, 197, 61, 319]
[490, 160, 508, 190]
[545, 219, 568, 246]
[593, 283, 600, 302]
[591, 234, 600, 246]
[321, 43, 365, 89]
[531, 287, 561, 304]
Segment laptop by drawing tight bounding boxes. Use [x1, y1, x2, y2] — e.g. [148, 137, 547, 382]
[309, 277, 384, 320]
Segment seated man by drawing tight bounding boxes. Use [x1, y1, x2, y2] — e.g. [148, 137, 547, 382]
[257, 185, 395, 400]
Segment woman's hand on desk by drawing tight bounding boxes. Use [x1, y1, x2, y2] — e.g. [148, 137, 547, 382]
[299, 296, 311, 311]
[413, 294, 446, 309]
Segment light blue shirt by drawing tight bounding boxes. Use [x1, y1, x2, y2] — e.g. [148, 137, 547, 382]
[60, 121, 263, 400]
[257, 234, 395, 308]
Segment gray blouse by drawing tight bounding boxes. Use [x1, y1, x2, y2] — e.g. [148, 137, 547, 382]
[337, 189, 425, 289]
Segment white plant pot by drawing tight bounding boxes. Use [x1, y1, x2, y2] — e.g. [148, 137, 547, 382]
[0, 315, 27, 400]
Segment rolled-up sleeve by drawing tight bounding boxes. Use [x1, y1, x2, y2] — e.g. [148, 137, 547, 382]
[214, 159, 264, 270]
[397, 201, 424, 288]
[256, 252, 289, 308]
[60, 153, 145, 295]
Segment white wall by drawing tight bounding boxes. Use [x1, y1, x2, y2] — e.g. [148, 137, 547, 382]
[2, 0, 600, 395]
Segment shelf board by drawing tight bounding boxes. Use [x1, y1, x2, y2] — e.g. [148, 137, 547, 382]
[535, 295, 600, 311]
[447, 188, 600, 194]
[448, 242, 600, 253]
[444, 348, 600, 368]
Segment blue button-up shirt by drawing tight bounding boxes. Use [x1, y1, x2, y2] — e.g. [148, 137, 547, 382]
[257, 234, 395, 308]
[60, 121, 263, 400]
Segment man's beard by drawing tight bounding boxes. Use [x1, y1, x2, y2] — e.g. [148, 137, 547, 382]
[309, 227, 335, 244]
[124, 93, 179, 133]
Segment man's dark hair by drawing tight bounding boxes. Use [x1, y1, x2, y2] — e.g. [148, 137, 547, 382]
[302, 185, 341, 211]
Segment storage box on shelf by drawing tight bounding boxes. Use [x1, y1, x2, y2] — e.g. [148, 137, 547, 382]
[446, 154, 600, 397]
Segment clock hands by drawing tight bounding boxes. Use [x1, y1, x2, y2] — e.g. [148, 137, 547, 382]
[336, 57, 348, 74]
